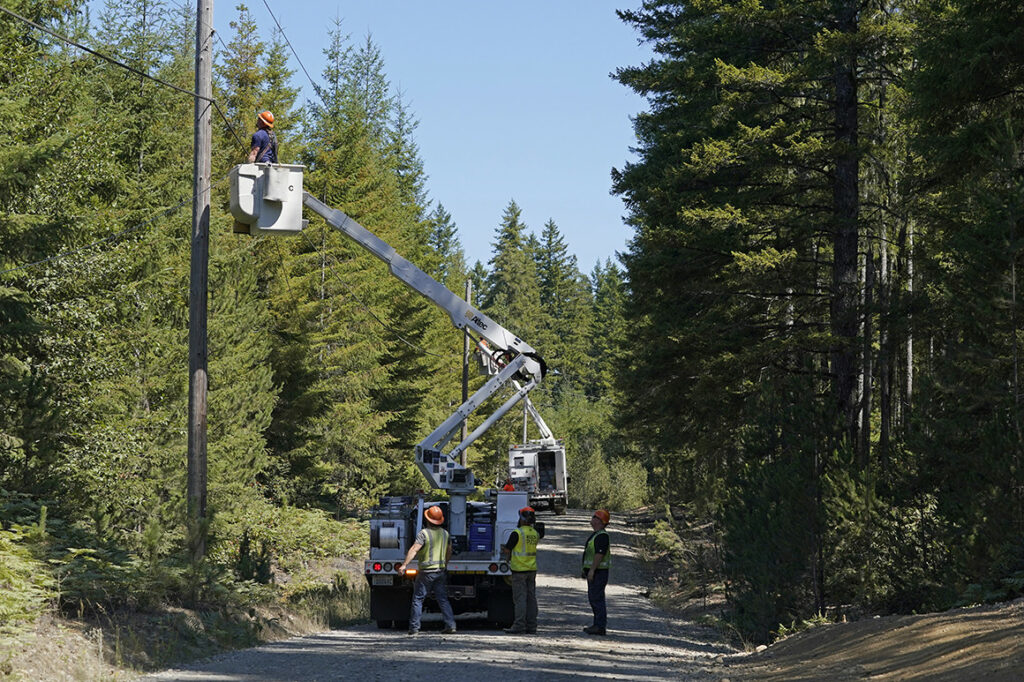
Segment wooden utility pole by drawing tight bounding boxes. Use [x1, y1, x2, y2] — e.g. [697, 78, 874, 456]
[188, 0, 213, 561]
[461, 279, 472, 466]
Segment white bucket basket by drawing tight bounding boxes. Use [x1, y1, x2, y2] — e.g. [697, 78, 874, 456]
[229, 163, 307, 235]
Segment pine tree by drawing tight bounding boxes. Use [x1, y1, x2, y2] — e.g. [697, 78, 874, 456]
[613, 0, 908, 633]
[905, 0, 1024, 598]
[535, 219, 592, 383]
[0, 1, 83, 493]
[482, 200, 544, 342]
[588, 260, 627, 398]
[426, 203, 467, 290]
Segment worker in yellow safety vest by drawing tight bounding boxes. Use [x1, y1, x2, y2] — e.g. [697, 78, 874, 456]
[397, 505, 457, 635]
[582, 509, 611, 635]
[501, 506, 545, 634]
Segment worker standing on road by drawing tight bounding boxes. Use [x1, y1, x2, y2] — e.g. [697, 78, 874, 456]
[246, 110, 278, 163]
[502, 506, 545, 634]
[502, 477, 515, 491]
[397, 506, 457, 636]
[582, 509, 611, 635]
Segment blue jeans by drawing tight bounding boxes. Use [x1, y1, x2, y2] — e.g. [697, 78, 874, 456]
[409, 570, 455, 632]
[587, 569, 609, 629]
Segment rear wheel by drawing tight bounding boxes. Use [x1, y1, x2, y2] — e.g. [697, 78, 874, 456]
[553, 501, 567, 515]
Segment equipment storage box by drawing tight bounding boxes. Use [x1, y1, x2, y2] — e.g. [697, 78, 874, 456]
[469, 523, 493, 551]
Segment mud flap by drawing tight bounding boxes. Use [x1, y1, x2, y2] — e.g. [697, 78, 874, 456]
[370, 586, 412, 622]
[487, 584, 514, 627]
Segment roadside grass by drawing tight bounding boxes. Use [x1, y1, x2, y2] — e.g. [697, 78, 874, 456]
[626, 505, 746, 647]
[0, 496, 371, 679]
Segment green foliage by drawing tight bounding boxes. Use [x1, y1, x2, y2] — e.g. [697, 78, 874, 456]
[0, 525, 53, 638]
[773, 613, 830, 641]
[283, 571, 369, 629]
[213, 499, 367, 575]
[720, 432, 822, 642]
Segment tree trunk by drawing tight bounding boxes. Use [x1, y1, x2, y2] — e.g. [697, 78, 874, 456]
[831, 1, 861, 451]
[860, 250, 874, 470]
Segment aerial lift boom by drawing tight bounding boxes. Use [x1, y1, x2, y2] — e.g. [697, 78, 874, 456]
[230, 163, 547, 538]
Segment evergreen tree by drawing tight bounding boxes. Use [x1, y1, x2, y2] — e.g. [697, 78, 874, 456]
[588, 259, 627, 398]
[426, 203, 467, 290]
[216, 3, 265, 166]
[614, 0, 908, 633]
[535, 218, 592, 383]
[0, 1, 84, 493]
[905, 0, 1024, 600]
[482, 200, 545, 342]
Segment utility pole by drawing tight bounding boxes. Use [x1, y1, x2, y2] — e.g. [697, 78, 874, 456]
[460, 279, 472, 467]
[188, 0, 213, 562]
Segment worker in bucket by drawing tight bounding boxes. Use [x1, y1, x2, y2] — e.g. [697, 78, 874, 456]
[502, 506, 544, 634]
[582, 509, 611, 635]
[246, 110, 278, 164]
[397, 505, 457, 635]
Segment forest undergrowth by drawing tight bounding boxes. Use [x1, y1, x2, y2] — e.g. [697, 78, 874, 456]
[0, 493, 370, 680]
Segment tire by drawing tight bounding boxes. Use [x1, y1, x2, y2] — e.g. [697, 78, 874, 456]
[553, 501, 567, 515]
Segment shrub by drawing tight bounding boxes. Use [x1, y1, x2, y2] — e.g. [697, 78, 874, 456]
[0, 526, 53, 637]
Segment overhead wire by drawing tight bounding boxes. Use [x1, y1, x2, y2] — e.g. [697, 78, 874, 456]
[258, 0, 324, 101]
[250, 0, 461, 364]
[0, 3, 247, 151]
[0, 3, 252, 277]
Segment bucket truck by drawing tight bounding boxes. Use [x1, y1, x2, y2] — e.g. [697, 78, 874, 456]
[229, 163, 548, 627]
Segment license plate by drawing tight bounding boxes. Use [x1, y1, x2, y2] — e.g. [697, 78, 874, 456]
[372, 575, 393, 586]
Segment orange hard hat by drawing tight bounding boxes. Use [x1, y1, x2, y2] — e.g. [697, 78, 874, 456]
[592, 509, 610, 525]
[257, 110, 274, 128]
[519, 506, 535, 514]
[424, 505, 444, 524]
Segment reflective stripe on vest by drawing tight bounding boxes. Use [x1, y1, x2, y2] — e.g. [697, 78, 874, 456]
[583, 529, 610, 569]
[510, 526, 539, 572]
[417, 527, 448, 571]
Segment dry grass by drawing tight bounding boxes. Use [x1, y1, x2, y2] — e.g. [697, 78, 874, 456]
[0, 563, 369, 680]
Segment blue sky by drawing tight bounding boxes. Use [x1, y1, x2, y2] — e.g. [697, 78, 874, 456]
[215, 1, 652, 272]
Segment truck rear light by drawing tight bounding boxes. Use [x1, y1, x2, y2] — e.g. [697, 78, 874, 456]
[381, 562, 391, 572]
[372, 562, 382, 572]
[405, 568, 418, 577]
[488, 563, 498, 572]
[499, 562, 509, 573]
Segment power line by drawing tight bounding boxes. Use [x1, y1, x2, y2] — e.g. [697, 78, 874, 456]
[0, 3, 247, 151]
[259, 0, 325, 103]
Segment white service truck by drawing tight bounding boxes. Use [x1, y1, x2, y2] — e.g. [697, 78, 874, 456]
[230, 163, 549, 628]
[507, 398, 568, 514]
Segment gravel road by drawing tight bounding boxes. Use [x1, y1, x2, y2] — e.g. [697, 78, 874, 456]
[142, 509, 737, 681]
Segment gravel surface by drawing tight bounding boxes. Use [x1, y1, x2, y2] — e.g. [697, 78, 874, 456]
[141, 509, 737, 681]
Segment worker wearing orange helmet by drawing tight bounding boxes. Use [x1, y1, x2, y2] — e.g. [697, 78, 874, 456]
[397, 505, 456, 635]
[246, 110, 278, 164]
[582, 509, 611, 635]
[501, 506, 544, 634]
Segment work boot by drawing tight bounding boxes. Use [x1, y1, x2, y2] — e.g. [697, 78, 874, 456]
[407, 629, 419, 636]
[441, 626, 456, 634]
[583, 625, 606, 635]
[504, 627, 527, 634]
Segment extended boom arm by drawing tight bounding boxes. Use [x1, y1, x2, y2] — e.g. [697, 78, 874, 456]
[301, 193, 545, 494]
